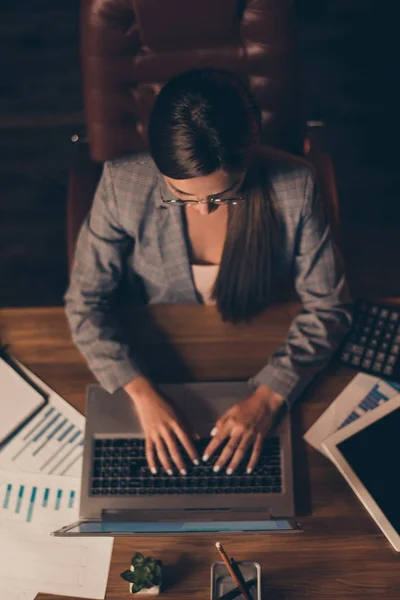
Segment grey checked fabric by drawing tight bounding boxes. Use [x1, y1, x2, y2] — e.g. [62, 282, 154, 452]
[65, 152, 352, 407]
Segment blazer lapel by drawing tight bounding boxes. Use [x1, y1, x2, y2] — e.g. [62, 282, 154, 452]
[155, 180, 199, 304]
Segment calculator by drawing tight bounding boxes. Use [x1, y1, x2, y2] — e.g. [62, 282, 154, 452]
[340, 300, 400, 382]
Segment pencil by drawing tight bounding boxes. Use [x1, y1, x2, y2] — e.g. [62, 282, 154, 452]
[230, 557, 252, 595]
[215, 542, 253, 600]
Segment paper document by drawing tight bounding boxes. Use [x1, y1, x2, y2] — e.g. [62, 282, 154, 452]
[304, 373, 400, 453]
[0, 355, 47, 446]
[0, 469, 113, 599]
[0, 587, 36, 600]
[0, 360, 84, 477]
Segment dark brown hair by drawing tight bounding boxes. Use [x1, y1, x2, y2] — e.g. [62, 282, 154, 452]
[148, 68, 279, 322]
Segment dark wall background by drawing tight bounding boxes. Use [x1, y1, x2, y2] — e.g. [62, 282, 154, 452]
[1, 0, 398, 307]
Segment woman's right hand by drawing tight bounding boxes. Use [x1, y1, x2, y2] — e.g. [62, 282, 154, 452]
[124, 377, 200, 476]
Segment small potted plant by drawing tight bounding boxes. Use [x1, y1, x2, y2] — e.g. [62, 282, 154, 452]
[121, 552, 163, 595]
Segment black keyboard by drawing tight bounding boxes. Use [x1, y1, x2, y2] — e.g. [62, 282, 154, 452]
[89, 437, 282, 496]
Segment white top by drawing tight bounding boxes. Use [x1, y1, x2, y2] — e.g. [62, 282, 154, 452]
[192, 264, 219, 305]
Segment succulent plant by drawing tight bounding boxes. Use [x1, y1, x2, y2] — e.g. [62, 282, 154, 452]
[121, 552, 163, 594]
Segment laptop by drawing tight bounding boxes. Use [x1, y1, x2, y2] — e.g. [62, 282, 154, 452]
[53, 381, 300, 536]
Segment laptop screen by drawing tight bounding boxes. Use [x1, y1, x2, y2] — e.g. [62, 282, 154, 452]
[64, 520, 294, 534]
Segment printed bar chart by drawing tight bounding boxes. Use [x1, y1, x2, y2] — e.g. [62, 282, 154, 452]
[0, 389, 85, 478]
[339, 379, 400, 429]
[1, 477, 78, 524]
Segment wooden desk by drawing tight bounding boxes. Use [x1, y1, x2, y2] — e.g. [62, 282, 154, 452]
[1, 305, 399, 600]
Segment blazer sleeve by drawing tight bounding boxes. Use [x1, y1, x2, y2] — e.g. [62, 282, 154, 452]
[250, 170, 353, 407]
[65, 162, 145, 394]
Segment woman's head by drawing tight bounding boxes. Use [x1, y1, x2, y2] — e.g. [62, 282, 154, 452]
[148, 69, 279, 323]
[148, 69, 261, 213]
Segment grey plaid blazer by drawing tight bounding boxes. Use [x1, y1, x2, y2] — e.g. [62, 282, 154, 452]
[65, 152, 352, 406]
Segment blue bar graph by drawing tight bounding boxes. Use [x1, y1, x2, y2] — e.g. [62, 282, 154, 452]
[22, 407, 55, 441]
[55, 489, 62, 510]
[2, 482, 78, 524]
[69, 430, 82, 444]
[32, 417, 68, 456]
[3, 484, 12, 509]
[49, 430, 82, 475]
[40, 425, 75, 471]
[33, 413, 61, 444]
[69, 490, 75, 509]
[12, 408, 56, 460]
[26, 487, 37, 522]
[15, 485, 24, 513]
[58, 422, 74, 442]
[6, 399, 84, 476]
[339, 379, 400, 429]
[60, 442, 84, 476]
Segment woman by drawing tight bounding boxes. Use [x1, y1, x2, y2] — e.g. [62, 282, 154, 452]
[65, 68, 352, 477]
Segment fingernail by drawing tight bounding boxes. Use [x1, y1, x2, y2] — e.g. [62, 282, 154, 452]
[167, 469, 173, 476]
[180, 469, 187, 476]
[246, 468, 252, 474]
[210, 427, 218, 437]
[202, 454, 209, 462]
[151, 468, 157, 475]
[213, 465, 220, 473]
[226, 468, 233, 475]
[193, 458, 200, 466]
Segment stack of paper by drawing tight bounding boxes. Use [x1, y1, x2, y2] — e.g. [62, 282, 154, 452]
[304, 372, 400, 453]
[0, 355, 114, 600]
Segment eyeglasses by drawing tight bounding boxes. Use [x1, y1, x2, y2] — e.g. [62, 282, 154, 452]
[160, 194, 244, 206]
[158, 175, 245, 206]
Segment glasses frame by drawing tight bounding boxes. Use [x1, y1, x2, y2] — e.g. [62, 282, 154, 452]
[158, 175, 246, 206]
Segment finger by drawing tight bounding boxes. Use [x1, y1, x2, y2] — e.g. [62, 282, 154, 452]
[171, 422, 200, 466]
[246, 433, 264, 474]
[153, 435, 173, 475]
[202, 422, 230, 461]
[226, 431, 254, 474]
[161, 426, 188, 475]
[209, 413, 229, 438]
[213, 430, 243, 472]
[145, 437, 158, 474]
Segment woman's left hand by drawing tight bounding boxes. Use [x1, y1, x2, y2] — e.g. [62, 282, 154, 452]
[202, 385, 285, 474]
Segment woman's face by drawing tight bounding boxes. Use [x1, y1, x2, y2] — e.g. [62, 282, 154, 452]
[164, 169, 244, 216]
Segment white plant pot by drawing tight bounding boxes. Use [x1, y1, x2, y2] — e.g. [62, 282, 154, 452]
[128, 565, 161, 596]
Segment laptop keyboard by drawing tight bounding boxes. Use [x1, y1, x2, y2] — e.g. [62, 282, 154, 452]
[89, 437, 282, 496]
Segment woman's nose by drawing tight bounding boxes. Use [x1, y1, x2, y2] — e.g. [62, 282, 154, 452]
[196, 202, 212, 216]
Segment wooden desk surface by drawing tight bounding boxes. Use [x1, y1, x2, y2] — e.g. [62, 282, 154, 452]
[1, 305, 399, 600]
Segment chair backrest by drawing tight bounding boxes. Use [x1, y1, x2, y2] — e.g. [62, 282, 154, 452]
[68, 0, 341, 269]
[80, 0, 304, 162]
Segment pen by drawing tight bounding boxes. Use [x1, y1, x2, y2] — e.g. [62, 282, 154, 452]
[215, 542, 252, 600]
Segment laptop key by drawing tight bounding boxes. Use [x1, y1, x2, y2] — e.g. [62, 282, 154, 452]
[128, 478, 141, 487]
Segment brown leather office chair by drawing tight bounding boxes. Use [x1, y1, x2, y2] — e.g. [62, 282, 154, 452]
[67, 0, 340, 269]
